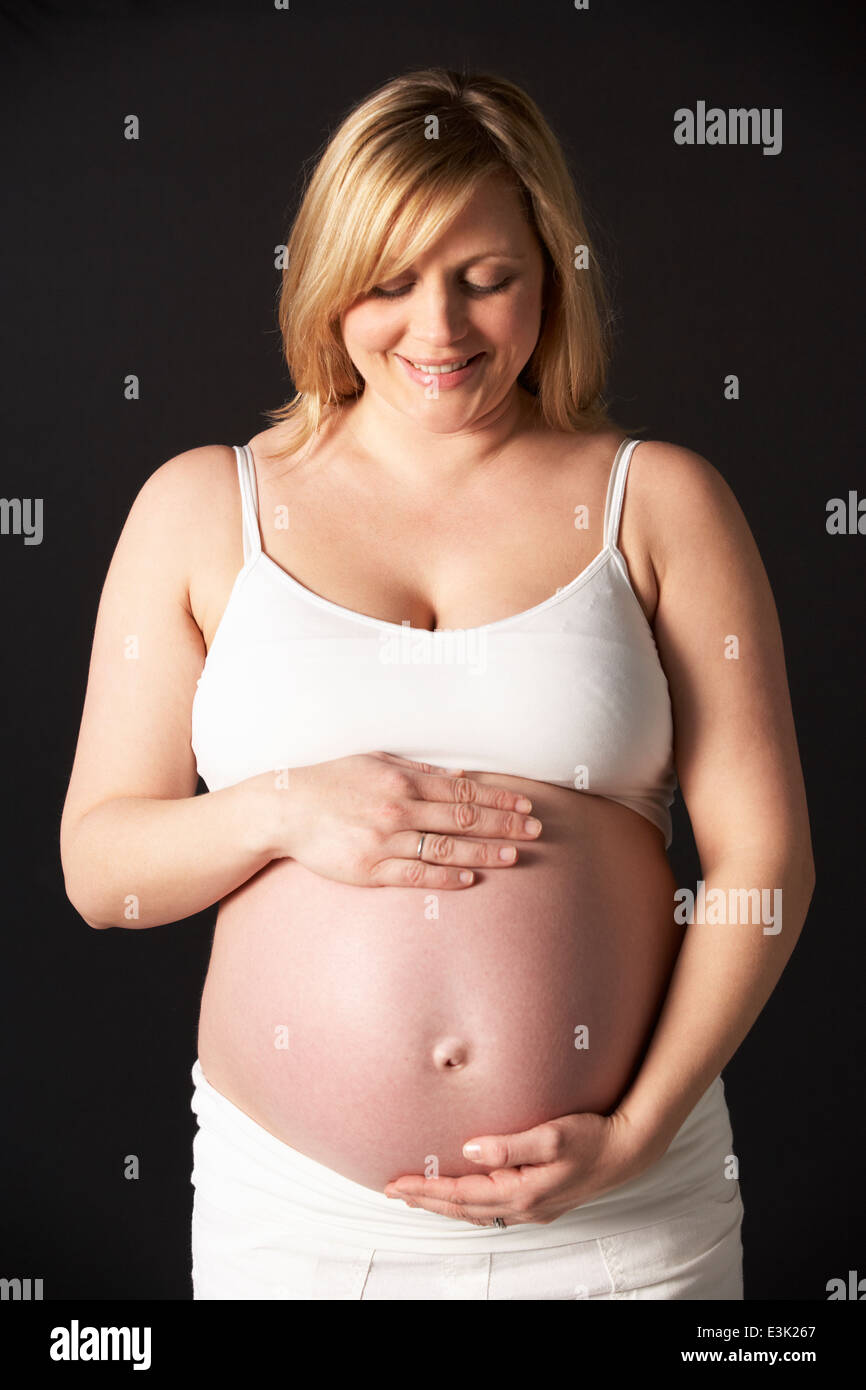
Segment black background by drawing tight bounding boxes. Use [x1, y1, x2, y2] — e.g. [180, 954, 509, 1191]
[1, 0, 862, 1301]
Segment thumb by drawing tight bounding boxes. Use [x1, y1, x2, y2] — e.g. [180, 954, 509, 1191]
[462, 1122, 556, 1168]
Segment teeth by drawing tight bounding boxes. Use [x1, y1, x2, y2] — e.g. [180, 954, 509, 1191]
[409, 357, 470, 374]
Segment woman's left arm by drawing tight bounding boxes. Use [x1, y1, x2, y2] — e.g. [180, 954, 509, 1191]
[612, 439, 816, 1157]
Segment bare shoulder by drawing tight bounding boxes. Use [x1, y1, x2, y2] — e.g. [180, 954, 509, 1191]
[625, 437, 760, 583]
[628, 437, 741, 515]
[136, 442, 238, 517]
[122, 443, 241, 593]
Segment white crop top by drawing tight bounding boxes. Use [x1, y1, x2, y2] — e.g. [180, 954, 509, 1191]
[191, 437, 678, 846]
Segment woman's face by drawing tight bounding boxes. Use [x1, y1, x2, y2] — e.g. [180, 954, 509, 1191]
[340, 175, 546, 432]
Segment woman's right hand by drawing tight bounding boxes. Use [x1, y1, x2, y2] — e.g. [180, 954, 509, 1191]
[260, 751, 543, 888]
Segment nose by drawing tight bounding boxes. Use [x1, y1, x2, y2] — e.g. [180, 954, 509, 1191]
[409, 279, 470, 349]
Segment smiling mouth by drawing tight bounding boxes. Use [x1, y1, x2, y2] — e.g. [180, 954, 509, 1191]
[400, 352, 483, 374]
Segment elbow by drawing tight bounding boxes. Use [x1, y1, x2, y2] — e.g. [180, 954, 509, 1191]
[803, 853, 817, 909]
[787, 843, 816, 942]
[61, 826, 116, 929]
[83, 914, 113, 931]
[797, 836, 817, 899]
[806, 855, 817, 895]
[63, 880, 113, 930]
[61, 856, 115, 930]
[62, 869, 152, 931]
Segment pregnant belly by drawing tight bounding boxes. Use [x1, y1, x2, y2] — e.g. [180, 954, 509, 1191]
[197, 774, 684, 1192]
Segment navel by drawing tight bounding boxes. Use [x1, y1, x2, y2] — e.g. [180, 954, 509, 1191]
[432, 1037, 470, 1071]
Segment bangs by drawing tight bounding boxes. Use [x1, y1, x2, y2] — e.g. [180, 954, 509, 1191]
[337, 157, 516, 306]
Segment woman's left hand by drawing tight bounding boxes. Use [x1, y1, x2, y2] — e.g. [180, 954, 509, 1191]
[383, 1108, 663, 1227]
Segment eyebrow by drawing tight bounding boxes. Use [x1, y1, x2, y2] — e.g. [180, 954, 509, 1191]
[461, 251, 528, 261]
[384, 251, 527, 276]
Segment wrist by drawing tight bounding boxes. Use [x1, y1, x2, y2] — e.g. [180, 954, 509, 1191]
[234, 770, 284, 862]
[244, 765, 307, 861]
[609, 1099, 676, 1172]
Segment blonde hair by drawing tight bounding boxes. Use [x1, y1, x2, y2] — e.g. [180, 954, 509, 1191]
[264, 66, 621, 459]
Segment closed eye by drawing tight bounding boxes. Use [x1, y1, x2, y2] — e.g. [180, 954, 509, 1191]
[368, 278, 513, 299]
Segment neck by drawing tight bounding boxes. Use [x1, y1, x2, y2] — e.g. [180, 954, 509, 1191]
[342, 384, 536, 489]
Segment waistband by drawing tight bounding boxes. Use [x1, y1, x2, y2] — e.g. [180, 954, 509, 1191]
[190, 1058, 737, 1255]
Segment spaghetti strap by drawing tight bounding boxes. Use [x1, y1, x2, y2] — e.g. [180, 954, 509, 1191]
[234, 444, 262, 564]
[602, 438, 640, 551]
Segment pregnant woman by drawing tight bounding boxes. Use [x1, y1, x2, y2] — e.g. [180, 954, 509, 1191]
[60, 68, 814, 1300]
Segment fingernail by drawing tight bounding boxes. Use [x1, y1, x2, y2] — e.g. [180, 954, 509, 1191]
[499, 846, 517, 861]
[515, 797, 532, 812]
[459, 870, 474, 883]
[524, 817, 542, 834]
[463, 1142, 482, 1156]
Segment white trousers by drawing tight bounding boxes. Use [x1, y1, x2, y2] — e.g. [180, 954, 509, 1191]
[190, 1059, 744, 1300]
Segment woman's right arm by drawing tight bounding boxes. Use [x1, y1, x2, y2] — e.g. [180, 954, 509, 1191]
[59, 448, 279, 929]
